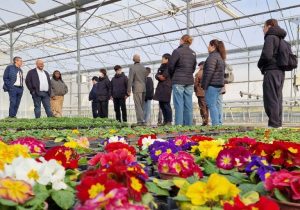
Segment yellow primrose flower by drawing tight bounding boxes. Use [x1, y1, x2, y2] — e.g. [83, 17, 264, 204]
[0, 143, 30, 170]
[185, 173, 239, 207]
[109, 129, 117, 134]
[0, 178, 34, 204]
[186, 181, 208, 205]
[198, 140, 223, 160]
[64, 140, 78, 149]
[206, 173, 240, 201]
[72, 129, 80, 135]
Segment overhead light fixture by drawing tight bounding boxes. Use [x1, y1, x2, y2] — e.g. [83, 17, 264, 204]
[216, 1, 239, 19]
[23, 0, 37, 4]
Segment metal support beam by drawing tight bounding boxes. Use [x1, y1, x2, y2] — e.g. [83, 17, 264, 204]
[76, 8, 81, 116]
[9, 29, 13, 63]
[0, 0, 121, 35]
[186, 0, 191, 35]
[247, 50, 250, 93]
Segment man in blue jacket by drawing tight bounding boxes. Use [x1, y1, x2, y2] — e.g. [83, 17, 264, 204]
[3, 56, 24, 118]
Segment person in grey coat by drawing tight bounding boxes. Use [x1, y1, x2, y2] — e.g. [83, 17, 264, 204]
[127, 54, 147, 125]
[50, 70, 68, 117]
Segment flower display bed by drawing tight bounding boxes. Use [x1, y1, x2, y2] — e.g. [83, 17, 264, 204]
[0, 118, 300, 209]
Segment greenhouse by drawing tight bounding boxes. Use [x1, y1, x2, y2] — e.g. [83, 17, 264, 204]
[0, 0, 300, 209]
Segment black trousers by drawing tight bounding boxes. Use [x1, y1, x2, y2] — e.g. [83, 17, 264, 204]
[113, 98, 127, 122]
[98, 101, 108, 118]
[92, 101, 99, 118]
[159, 101, 172, 123]
[263, 70, 285, 128]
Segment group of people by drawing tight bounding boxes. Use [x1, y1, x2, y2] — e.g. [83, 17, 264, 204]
[88, 55, 156, 125]
[3, 58, 68, 119]
[87, 34, 227, 126]
[2, 18, 288, 128]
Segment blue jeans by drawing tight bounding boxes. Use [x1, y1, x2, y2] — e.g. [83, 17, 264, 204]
[144, 100, 152, 123]
[32, 91, 53, 118]
[8, 86, 23, 117]
[205, 86, 222, 126]
[172, 84, 193, 125]
[217, 94, 223, 125]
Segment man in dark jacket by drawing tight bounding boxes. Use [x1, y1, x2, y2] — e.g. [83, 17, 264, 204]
[25, 59, 53, 118]
[111, 65, 128, 122]
[127, 54, 147, 125]
[144, 67, 154, 125]
[154, 53, 172, 125]
[258, 19, 286, 128]
[3, 56, 24, 118]
[94, 69, 111, 118]
[89, 76, 99, 118]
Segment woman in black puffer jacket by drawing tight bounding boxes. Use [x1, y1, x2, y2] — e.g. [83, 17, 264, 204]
[169, 34, 197, 126]
[93, 69, 111, 118]
[202, 39, 226, 126]
[154, 53, 172, 125]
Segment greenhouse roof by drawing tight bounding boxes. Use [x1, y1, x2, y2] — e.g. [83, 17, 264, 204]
[0, 0, 299, 74]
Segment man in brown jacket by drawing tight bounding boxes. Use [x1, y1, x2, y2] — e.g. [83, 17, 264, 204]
[194, 61, 209, 126]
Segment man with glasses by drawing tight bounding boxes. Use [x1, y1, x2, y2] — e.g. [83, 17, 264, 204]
[3, 56, 24, 118]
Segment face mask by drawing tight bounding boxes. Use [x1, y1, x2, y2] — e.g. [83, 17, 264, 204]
[99, 72, 104, 78]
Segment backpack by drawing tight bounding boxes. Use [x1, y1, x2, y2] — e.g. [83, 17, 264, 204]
[277, 39, 298, 71]
[224, 63, 234, 84]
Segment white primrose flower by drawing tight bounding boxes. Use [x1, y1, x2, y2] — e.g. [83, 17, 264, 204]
[0, 157, 67, 191]
[0, 157, 42, 186]
[38, 157, 67, 190]
[108, 136, 127, 144]
[141, 137, 165, 150]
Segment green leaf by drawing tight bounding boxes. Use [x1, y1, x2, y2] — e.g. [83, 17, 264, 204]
[54, 137, 65, 143]
[223, 175, 244, 185]
[255, 182, 268, 195]
[186, 174, 200, 184]
[274, 188, 289, 202]
[155, 179, 174, 190]
[146, 157, 152, 165]
[51, 190, 75, 210]
[241, 191, 260, 205]
[250, 171, 257, 183]
[232, 172, 248, 180]
[78, 157, 88, 166]
[142, 193, 154, 206]
[173, 195, 190, 202]
[0, 198, 17, 206]
[203, 159, 219, 175]
[220, 168, 237, 175]
[145, 182, 169, 196]
[238, 183, 256, 195]
[24, 184, 49, 207]
[212, 207, 223, 210]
